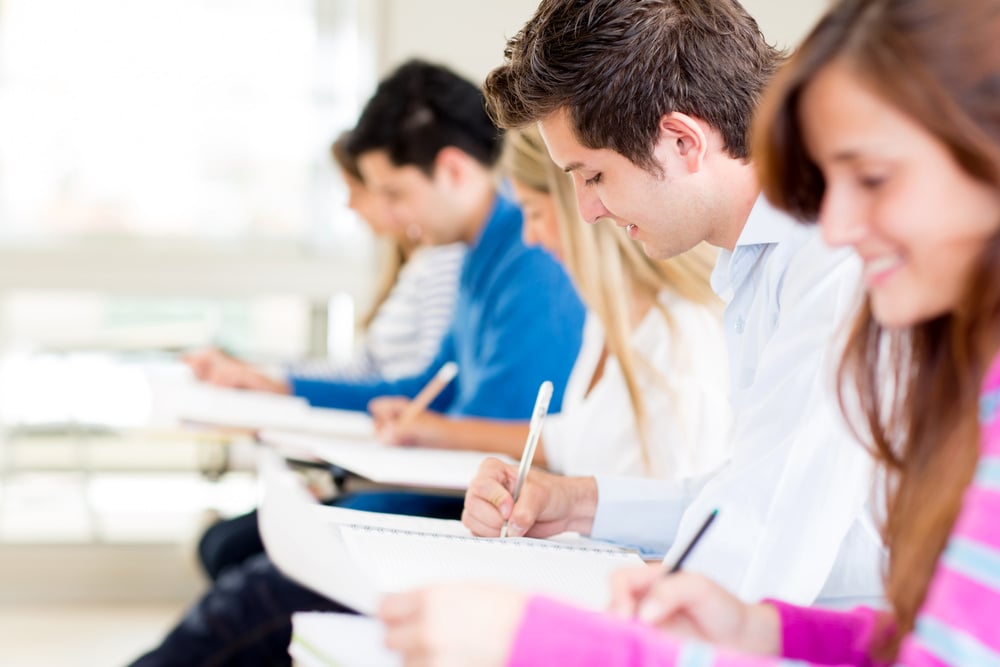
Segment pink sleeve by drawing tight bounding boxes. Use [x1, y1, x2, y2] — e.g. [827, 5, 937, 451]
[770, 600, 886, 667]
[508, 597, 856, 667]
[508, 596, 683, 667]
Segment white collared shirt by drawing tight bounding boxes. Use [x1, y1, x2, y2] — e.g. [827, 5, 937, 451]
[591, 198, 885, 605]
[542, 291, 731, 480]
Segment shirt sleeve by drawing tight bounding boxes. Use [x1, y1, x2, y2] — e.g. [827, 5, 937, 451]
[590, 475, 710, 558]
[508, 596, 884, 667]
[773, 601, 883, 666]
[665, 240, 881, 605]
[288, 334, 456, 411]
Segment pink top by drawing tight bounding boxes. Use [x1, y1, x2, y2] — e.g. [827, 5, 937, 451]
[508, 354, 1000, 667]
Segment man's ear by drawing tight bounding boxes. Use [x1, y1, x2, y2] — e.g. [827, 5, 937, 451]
[432, 146, 468, 187]
[656, 112, 709, 174]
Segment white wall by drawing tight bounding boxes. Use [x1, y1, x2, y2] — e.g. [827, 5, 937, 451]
[369, 0, 541, 83]
[742, 0, 831, 50]
[370, 0, 832, 84]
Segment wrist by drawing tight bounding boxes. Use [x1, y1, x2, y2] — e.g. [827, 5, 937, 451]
[743, 602, 782, 655]
[564, 476, 598, 535]
[424, 415, 459, 449]
[397, 413, 448, 449]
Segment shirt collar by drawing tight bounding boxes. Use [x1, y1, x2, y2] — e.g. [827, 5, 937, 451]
[710, 196, 798, 301]
[733, 195, 799, 247]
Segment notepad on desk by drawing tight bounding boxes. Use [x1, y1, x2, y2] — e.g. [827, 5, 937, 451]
[258, 429, 514, 490]
[258, 450, 644, 617]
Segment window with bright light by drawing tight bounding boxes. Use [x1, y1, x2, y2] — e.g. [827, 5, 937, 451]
[0, 0, 371, 244]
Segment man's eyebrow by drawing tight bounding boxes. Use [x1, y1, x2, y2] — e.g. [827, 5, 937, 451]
[563, 161, 584, 173]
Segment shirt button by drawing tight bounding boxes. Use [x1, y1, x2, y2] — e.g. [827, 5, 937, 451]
[735, 317, 745, 334]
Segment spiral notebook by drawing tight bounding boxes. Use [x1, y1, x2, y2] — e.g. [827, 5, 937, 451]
[258, 450, 644, 616]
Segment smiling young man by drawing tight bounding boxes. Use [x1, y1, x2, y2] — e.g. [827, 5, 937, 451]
[458, 0, 885, 607]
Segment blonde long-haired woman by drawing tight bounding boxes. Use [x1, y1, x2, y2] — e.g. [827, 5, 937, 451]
[373, 126, 730, 481]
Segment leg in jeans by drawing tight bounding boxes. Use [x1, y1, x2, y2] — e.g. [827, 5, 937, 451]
[129, 554, 346, 667]
[131, 492, 463, 666]
[333, 491, 464, 519]
[197, 510, 264, 582]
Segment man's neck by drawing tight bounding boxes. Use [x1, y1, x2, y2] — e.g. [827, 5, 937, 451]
[707, 162, 761, 252]
[458, 179, 498, 246]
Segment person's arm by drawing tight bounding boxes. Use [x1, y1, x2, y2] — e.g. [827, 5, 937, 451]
[589, 475, 712, 556]
[513, 570, 884, 667]
[182, 347, 289, 393]
[369, 402, 539, 460]
[288, 335, 456, 411]
[380, 573, 884, 667]
[508, 596, 885, 667]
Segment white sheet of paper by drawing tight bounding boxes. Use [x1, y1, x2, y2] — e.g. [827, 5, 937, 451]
[289, 612, 400, 667]
[258, 450, 380, 614]
[258, 429, 512, 489]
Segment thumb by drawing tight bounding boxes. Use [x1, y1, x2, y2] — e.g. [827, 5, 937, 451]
[506, 483, 545, 538]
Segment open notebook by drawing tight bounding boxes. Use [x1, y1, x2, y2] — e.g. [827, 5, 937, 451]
[171, 382, 374, 439]
[258, 450, 644, 616]
[258, 429, 514, 490]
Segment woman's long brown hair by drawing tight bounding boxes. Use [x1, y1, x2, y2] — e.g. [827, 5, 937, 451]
[754, 0, 1000, 657]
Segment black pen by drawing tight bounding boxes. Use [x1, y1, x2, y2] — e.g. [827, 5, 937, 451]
[666, 508, 718, 573]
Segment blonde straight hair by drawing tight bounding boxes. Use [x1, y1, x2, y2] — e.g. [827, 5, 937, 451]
[501, 126, 720, 470]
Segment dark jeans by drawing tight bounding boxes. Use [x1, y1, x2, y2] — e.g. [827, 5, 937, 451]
[130, 553, 343, 667]
[132, 492, 464, 667]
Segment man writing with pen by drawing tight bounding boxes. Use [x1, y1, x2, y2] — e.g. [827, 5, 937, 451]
[377, 2, 888, 663]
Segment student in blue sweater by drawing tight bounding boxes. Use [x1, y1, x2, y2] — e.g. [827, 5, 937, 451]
[130, 60, 584, 667]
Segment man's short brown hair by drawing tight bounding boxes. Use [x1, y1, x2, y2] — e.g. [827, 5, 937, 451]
[484, 0, 783, 171]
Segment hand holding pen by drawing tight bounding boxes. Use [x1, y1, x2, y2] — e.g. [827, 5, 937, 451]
[499, 380, 553, 538]
[371, 362, 458, 444]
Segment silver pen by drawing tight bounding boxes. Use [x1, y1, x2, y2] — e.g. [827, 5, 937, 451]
[500, 380, 553, 538]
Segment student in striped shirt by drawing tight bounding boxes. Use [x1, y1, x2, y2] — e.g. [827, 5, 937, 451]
[185, 131, 464, 583]
[183, 132, 464, 394]
[379, 0, 1000, 664]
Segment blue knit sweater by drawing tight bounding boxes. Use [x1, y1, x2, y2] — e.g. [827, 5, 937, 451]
[290, 194, 585, 419]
